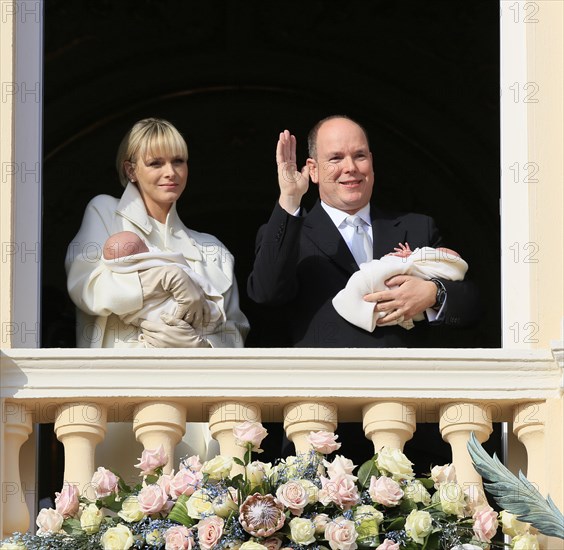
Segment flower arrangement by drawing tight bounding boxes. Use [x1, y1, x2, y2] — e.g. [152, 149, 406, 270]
[1, 422, 541, 550]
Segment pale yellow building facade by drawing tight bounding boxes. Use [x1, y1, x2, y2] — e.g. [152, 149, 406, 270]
[1, 1, 563, 546]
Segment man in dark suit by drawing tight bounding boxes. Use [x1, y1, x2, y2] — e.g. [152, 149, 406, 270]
[248, 115, 479, 347]
[247, 115, 481, 468]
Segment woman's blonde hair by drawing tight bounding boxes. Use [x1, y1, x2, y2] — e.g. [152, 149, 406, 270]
[116, 118, 189, 187]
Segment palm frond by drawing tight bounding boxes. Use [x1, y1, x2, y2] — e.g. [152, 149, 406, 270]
[467, 432, 564, 539]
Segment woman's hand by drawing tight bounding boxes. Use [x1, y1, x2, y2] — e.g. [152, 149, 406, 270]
[138, 266, 211, 327]
[139, 318, 211, 348]
[277, 129, 310, 214]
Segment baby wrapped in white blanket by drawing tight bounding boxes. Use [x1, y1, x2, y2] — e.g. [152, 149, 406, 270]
[332, 245, 468, 331]
[102, 231, 225, 330]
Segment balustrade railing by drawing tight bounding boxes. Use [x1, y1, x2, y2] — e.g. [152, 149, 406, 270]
[1, 346, 562, 542]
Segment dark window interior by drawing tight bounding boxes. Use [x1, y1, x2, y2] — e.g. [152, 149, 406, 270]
[39, 0, 501, 503]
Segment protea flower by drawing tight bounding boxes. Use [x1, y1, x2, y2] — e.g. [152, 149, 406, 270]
[239, 493, 285, 537]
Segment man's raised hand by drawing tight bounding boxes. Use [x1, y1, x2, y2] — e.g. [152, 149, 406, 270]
[276, 129, 310, 214]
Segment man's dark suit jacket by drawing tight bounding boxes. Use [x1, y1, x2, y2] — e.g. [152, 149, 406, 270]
[247, 201, 480, 348]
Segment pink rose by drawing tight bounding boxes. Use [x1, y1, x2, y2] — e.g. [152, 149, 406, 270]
[158, 472, 174, 497]
[319, 475, 360, 510]
[276, 481, 308, 515]
[54, 483, 79, 518]
[323, 455, 357, 480]
[91, 466, 119, 498]
[473, 505, 499, 543]
[135, 445, 168, 475]
[36, 508, 64, 534]
[324, 516, 358, 550]
[138, 483, 169, 514]
[165, 525, 194, 550]
[376, 539, 400, 550]
[369, 475, 404, 507]
[430, 463, 457, 488]
[307, 431, 342, 454]
[197, 516, 224, 550]
[233, 421, 268, 451]
[313, 513, 330, 534]
[170, 468, 203, 499]
[182, 455, 203, 472]
[263, 537, 283, 550]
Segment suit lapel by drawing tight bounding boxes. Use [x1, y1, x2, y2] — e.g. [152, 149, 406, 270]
[371, 207, 408, 258]
[302, 201, 359, 275]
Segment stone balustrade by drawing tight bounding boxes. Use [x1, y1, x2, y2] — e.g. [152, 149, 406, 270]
[1, 345, 562, 541]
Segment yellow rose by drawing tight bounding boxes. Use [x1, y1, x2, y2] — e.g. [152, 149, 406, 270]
[500, 511, 530, 537]
[0, 543, 26, 550]
[117, 495, 145, 523]
[100, 523, 134, 550]
[289, 517, 316, 545]
[80, 503, 104, 534]
[405, 509, 433, 544]
[202, 455, 233, 480]
[186, 489, 214, 519]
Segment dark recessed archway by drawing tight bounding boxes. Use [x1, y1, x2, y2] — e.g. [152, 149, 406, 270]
[40, 0, 501, 500]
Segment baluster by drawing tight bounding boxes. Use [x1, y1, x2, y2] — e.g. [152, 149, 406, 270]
[208, 401, 261, 475]
[439, 402, 492, 489]
[513, 401, 546, 494]
[283, 401, 337, 454]
[363, 401, 416, 452]
[133, 402, 186, 474]
[2, 401, 33, 537]
[54, 402, 107, 496]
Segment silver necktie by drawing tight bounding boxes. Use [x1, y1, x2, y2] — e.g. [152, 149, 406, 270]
[345, 215, 373, 266]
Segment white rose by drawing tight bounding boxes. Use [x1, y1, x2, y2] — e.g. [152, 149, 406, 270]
[186, 489, 214, 519]
[403, 480, 431, 505]
[512, 533, 539, 550]
[0, 542, 26, 549]
[354, 504, 383, 540]
[145, 528, 164, 546]
[100, 523, 134, 550]
[289, 517, 316, 545]
[117, 495, 145, 523]
[405, 509, 433, 544]
[500, 511, 530, 537]
[375, 447, 414, 481]
[298, 479, 319, 503]
[202, 455, 233, 480]
[36, 508, 64, 534]
[80, 503, 104, 534]
[246, 461, 271, 486]
[438, 482, 466, 517]
[239, 543, 268, 550]
[213, 488, 239, 518]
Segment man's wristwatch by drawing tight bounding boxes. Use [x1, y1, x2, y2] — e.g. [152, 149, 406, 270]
[430, 278, 447, 311]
